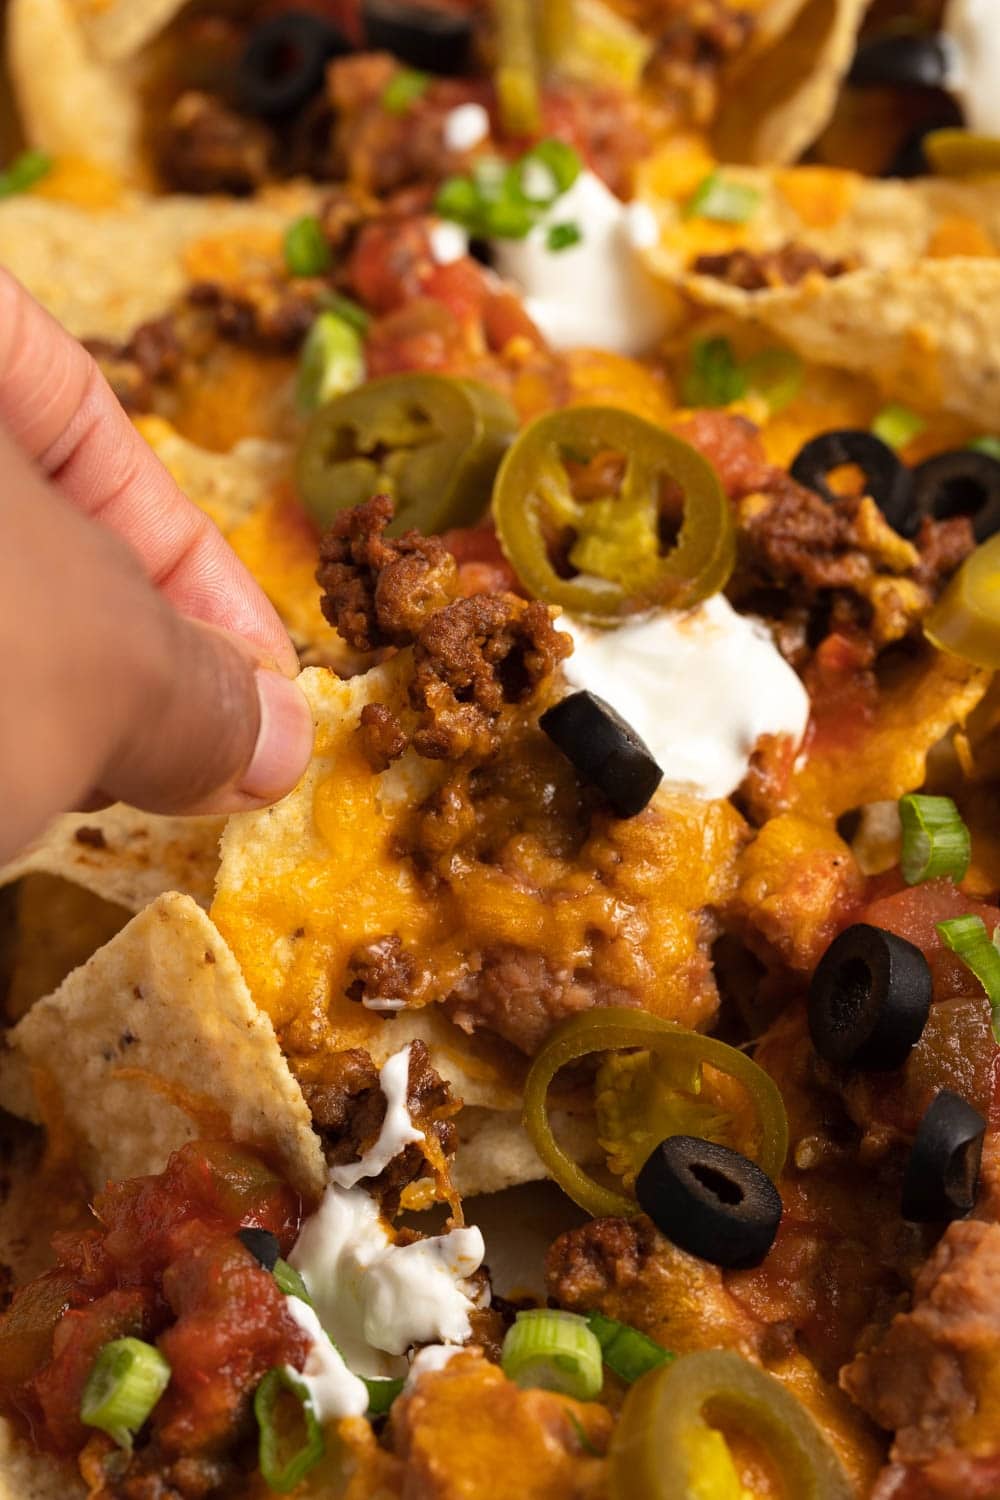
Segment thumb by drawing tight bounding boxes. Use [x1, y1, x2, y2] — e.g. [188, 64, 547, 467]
[98, 607, 316, 817]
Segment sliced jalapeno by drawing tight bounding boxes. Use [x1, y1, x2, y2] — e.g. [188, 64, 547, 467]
[924, 531, 1000, 667]
[492, 406, 734, 623]
[522, 1007, 788, 1219]
[609, 1351, 853, 1500]
[295, 373, 518, 536]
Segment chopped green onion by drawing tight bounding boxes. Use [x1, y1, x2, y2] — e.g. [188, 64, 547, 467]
[435, 174, 483, 225]
[80, 1338, 171, 1451]
[273, 1258, 312, 1303]
[435, 140, 581, 242]
[365, 1376, 405, 1415]
[968, 435, 1000, 461]
[872, 402, 926, 450]
[899, 794, 971, 886]
[296, 311, 365, 415]
[284, 215, 331, 279]
[381, 68, 430, 114]
[501, 1310, 603, 1400]
[319, 291, 370, 335]
[681, 337, 747, 408]
[547, 221, 582, 252]
[483, 197, 536, 239]
[0, 149, 52, 199]
[255, 1368, 325, 1494]
[586, 1312, 674, 1384]
[517, 138, 581, 199]
[936, 915, 1000, 1043]
[743, 347, 803, 414]
[683, 171, 760, 224]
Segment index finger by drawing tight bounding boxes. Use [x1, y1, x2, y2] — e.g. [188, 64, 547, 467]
[0, 267, 300, 676]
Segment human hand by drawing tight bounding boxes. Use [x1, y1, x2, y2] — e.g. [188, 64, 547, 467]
[0, 268, 314, 864]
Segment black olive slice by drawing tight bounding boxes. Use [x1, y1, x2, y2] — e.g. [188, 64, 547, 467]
[636, 1137, 783, 1270]
[901, 1090, 986, 1222]
[848, 33, 950, 90]
[808, 923, 932, 1072]
[789, 429, 912, 533]
[237, 1226, 281, 1270]
[909, 450, 1000, 542]
[362, 0, 474, 75]
[539, 690, 663, 819]
[236, 13, 352, 119]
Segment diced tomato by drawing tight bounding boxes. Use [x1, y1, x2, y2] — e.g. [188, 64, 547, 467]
[34, 1288, 155, 1454]
[365, 298, 467, 376]
[348, 218, 436, 315]
[860, 877, 1000, 1001]
[441, 520, 521, 596]
[803, 632, 878, 753]
[670, 411, 772, 499]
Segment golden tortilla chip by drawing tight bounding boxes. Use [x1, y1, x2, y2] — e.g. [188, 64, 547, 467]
[790, 647, 991, 821]
[2, 891, 326, 1199]
[4, 875, 128, 1023]
[0, 1419, 82, 1500]
[0, 190, 315, 340]
[712, 0, 869, 167]
[69, 0, 187, 62]
[0, 805, 222, 913]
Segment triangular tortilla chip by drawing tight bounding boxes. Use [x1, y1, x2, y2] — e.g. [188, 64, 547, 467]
[4, 876, 128, 1023]
[0, 805, 223, 913]
[3, 891, 326, 1199]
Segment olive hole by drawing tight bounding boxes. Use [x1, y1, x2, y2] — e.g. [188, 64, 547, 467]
[828, 957, 872, 1035]
[944, 1140, 979, 1211]
[690, 1163, 744, 1206]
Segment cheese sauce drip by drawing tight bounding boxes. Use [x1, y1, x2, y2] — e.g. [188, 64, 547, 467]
[561, 597, 810, 801]
[941, 0, 1000, 137]
[491, 170, 671, 354]
[283, 1046, 486, 1415]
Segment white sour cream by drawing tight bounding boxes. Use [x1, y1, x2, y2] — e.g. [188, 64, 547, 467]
[405, 1344, 462, 1389]
[443, 102, 491, 153]
[560, 595, 810, 801]
[491, 170, 672, 355]
[428, 219, 470, 265]
[330, 1045, 424, 1189]
[284, 1295, 368, 1422]
[941, 0, 1000, 136]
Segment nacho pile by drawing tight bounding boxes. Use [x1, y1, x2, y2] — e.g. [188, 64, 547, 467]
[3, 2, 1000, 1498]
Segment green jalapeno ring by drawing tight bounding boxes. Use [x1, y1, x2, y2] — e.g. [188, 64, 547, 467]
[610, 1351, 854, 1500]
[492, 406, 735, 624]
[522, 1008, 789, 1220]
[296, 373, 519, 536]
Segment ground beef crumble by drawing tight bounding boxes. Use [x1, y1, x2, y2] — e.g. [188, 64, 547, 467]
[692, 243, 853, 290]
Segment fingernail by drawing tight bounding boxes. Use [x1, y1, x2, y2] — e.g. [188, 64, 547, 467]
[241, 670, 314, 800]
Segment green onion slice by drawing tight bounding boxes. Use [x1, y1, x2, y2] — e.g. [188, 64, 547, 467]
[320, 292, 370, 335]
[681, 337, 747, 408]
[936, 914, 1000, 1043]
[743, 348, 803, 414]
[501, 1310, 603, 1400]
[364, 1376, 405, 1415]
[284, 215, 332, 279]
[435, 140, 580, 241]
[899, 794, 971, 886]
[0, 149, 52, 199]
[587, 1320, 671, 1386]
[381, 67, 430, 114]
[684, 171, 760, 224]
[586, 1313, 674, 1384]
[547, 221, 582, 252]
[872, 402, 926, 451]
[273, 1258, 312, 1303]
[255, 1368, 325, 1494]
[968, 435, 1000, 461]
[296, 312, 365, 415]
[80, 1337, 172, 1451]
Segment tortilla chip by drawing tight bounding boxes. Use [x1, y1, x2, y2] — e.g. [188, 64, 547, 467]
[0, 805, 222, 913]
[790, 647, 991, 821]
[7, 0, 143, 181]
[70, 0, 187, 62]
[2, 891, 326, 1199]
[451, 1107, 600, 1199]
[0, 1419, 82, 1500]
[0, 189, 316, 341]
[712, 0, 869, 166]
[4, 875, 129, 1023]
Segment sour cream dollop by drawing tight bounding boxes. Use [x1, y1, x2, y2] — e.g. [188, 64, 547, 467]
[491, 170, 672, 355]
[560, 596, 810, 801]
[941, 0, 1000, 137]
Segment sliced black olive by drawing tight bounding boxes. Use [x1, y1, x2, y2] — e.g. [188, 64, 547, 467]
[809, 923, 932, 1072]
[236, 13, 352, 119]
[901, 1090, 986, 1222]
[539, 690, 663, 819]
[636, 1137, 783, 1270]
[362, 0, 473, 75]
[237, 1226, 281, 1271]
[848, 33, 949, 90]
[908, 450, 1000, 542]
[789, 430, 912, 533]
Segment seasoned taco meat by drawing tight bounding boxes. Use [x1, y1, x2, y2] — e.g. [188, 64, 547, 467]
[692, 243, 853, 290]
[159, 91, 275, 195]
